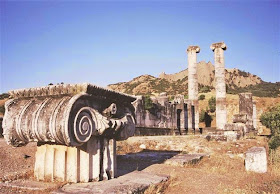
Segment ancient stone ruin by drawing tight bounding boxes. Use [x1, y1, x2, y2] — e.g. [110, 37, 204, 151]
[133, 46, 203, 135]
[134, 93, 190, 134]
[132, 42, 259, 138]
[2, 83, 136, 182]
[225, 92, 256, 136]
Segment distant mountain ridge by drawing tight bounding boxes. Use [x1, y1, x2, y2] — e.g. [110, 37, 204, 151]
[108, 61, 280, 97]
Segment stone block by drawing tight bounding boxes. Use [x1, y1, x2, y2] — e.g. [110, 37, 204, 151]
[101, 138, 116, 180]
[53, 146, 67, 182]
[205, 132, 227, 141]
[165, 153, 208, 166]
[224, 123, 245, 131]
[245, 147, 267, 173]
[34, 137, 104, 183]
[239, 93, 253, 119]
[233, 114, 247, 123]
[55, 171, 169, 194]
[66, 146, 78, 183]
[87, 136, 100, 181]
[34, 144, 47, 181]
[224, 131, 237, 142]
[79, 144, 90, 183]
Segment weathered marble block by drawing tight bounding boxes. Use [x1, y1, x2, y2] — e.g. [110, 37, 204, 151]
[224, 131, 238, 142]
[245, 147, 267, 173]
[2, 83, 136, 182]
[233, 114, 247, 124]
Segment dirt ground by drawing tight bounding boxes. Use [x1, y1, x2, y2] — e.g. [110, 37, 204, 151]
[0, 135, 279, 194]
[118, 135, 280, 194]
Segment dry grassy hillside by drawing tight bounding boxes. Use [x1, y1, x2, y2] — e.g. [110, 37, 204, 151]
[159, 61, 261, 88]
[108, 61, 276, 97]
[108, 61, 280, 97]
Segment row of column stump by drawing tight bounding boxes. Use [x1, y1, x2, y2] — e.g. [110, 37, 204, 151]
[34, 137, 116, 183]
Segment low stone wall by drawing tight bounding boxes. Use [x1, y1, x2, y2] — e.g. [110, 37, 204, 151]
[134, 127, 175, 136]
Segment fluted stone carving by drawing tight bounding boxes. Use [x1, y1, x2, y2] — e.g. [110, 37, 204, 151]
[2, 83, 136, 183]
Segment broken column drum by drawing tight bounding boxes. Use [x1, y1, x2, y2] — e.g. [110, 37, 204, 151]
[2, 83, 136, 182]
[211, 42, 227, 130]
[187, 46, 200, 131]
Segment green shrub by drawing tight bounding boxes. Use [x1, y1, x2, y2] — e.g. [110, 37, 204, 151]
[208, 97, 216, 113]
[199, 109, 206, 122]
[226, 82, 280, 97]
[0, 93, 9, 99]
[260, 104, 280, 149]
[169, 96, 175, 101]
[199, 86, 211, 93]
[269, 136, 280, 150]
[125, 82, 140, 94]
[199, 109, 213, 127]
[199, 94, 205, 101]
[144, 96, 153, 110]
[0, 105, 5, 114]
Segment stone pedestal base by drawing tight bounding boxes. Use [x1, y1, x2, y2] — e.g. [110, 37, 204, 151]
[245, 147, 267, 173]
[34, 137, 116, 183]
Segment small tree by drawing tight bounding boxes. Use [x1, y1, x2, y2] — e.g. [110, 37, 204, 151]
[200, 109, 213, 127]
[199, 109, 206, 122]
[199, 94, 205, 101]
[199, 86, 211, 93]
[208, 97, 216, 113]
[0, 93, 9, 99]
[260, 104, 280, 150]
[144, 96, 153, 110]
[0, 105, 5, 114]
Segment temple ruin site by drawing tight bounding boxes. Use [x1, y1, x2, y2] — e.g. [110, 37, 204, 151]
[0, 42, 279, 193]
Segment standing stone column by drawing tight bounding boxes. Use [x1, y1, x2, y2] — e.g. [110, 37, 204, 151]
[211, 42, 227, 130]
[187, 46, 200, 132]
[253, 101, 257, 130]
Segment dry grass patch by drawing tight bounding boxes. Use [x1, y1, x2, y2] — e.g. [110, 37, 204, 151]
[144, 177, 172, 194]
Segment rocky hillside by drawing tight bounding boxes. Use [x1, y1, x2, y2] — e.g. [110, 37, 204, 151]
[108, 61, 280, 97]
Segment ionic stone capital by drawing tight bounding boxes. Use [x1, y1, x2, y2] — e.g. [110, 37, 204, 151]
[210, 42, 227, 51]
[3, 83, 136, 147]
[187, 46, 200, 53]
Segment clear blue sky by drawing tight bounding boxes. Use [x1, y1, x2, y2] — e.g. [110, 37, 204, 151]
[1, 0, 279, 93]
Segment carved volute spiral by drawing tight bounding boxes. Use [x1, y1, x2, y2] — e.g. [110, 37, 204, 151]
[73, 107, 95, 144]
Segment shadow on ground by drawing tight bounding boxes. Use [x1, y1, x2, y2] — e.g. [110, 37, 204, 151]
[117, 149, 180, 176]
